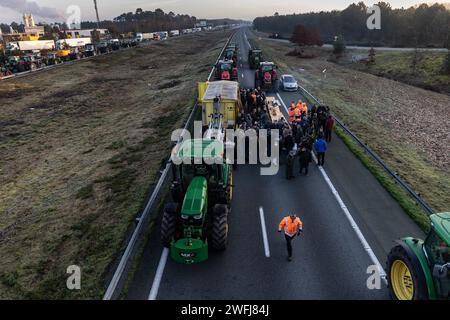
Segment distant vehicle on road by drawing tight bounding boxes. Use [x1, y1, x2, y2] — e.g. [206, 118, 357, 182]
[6, 40, 55, 52]
[109, 39, 121, 50]
[84, 44, 96, 57]
[56, 38, 91, 50]
[280, 74, 298, 91]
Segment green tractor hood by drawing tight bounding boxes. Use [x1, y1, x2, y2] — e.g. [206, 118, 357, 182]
[171, 176, 209, 264]
[181, 176, 207, 216]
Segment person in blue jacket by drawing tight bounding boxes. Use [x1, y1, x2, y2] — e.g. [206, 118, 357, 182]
[314, 134, 328, 166]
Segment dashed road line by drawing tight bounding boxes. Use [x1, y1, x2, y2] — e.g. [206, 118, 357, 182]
[276, 91, 388, 285]
[259, 206, 271, 258]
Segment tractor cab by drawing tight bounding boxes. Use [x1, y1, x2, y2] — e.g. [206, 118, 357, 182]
[224, 44, 238, 66]
[255, 61, 278, 91]
[387, 212, 450, 300]
[174, 139, 227, 191]
[248, 49, 263, 69]
[163, 138, 232, 264]
[215, 60, 238, 81]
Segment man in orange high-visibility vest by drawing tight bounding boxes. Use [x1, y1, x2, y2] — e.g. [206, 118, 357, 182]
[278, 213, 303, 261]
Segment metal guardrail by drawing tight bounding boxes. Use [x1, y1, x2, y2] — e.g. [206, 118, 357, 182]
[102, 30, 236, 300]
[297, 84, 435, 216]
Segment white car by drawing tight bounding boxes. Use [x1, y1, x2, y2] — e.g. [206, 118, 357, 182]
[280, 74, 298, 91]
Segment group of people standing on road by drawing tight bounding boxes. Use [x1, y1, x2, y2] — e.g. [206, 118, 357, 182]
[235, 86, 336, 261]
[235, 87, 336, 178]
[237, 87, 269, 131]
[284, 100, 334, 180]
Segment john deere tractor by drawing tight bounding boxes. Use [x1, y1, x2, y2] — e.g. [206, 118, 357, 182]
[160, 80, 239, 264]
[248, 49, 263, 69]
[255, 61, 278, 92]
[386, 212, 450, 300]
[161, 138, 232, 264]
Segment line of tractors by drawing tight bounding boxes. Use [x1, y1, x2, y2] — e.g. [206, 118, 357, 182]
[215, 43, 238, 81]
[0, 39, 138, 77]
[214, 44, 279, 93]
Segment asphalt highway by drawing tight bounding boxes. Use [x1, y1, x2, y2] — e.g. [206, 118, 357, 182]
[126, 27, 423, 300]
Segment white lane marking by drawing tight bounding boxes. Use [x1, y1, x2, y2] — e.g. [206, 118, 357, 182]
[148, 248, 169, 300]
[259, 206, 271, 258]
[276, 92, 388, 285]
[276, 93, 289, 114]
[243, 31, 251, 49]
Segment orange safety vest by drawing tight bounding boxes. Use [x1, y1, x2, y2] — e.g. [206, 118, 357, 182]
[294, 108, 302, 121]
[302, 103, 308, 114]
[279, 216, 303, 237]
[251, 93, 257, 105]
[288, 107, 295, 123]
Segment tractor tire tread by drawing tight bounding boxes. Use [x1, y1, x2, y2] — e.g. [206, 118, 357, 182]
[160, 203, 178, 248]
[386, 244, 428, 300]
[211, 204, 228, 251]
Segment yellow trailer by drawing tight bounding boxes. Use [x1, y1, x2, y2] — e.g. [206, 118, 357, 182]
[198, 80, 241, 129]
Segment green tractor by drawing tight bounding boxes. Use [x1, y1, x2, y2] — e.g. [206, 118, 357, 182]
[161, 138, 232, 264]
[386, 212, 450, 300]
[248, 49, 263, 69]
[224, 44, 238, 67]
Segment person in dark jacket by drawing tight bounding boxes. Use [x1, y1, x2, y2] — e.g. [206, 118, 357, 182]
[314, 135, 327, 166]
[294, 124, 303, 145]
[298, 147, 311, 175]
[284, 132, 295, 153]
[325, 115, 334, 142]
[286, 150, 296, 180]
[300, 135, 313, 152]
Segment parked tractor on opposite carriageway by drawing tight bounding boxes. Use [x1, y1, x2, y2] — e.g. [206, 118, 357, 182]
[386, 212, 450, 300]
[160, 81, 241, 264]
[215, 59, 238, 81]
[255, 61, 278, 92]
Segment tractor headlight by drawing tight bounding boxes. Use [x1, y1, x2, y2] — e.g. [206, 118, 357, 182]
[193, 214, 202, 220]
[181, 214, 189, 220]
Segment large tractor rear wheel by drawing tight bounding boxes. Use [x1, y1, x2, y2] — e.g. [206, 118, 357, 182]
[160, 203, 178, 248]
[211, 204, 229, 251]
[386, 244, 428, 300]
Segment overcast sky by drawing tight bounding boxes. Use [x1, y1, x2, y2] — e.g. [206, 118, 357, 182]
[0, 0, 448, 24]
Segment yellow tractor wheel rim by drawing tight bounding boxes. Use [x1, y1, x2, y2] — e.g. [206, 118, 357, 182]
[391, 260, 414, 300]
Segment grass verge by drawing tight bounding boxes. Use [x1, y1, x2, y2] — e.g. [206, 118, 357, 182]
[334, 126, 431, 232]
